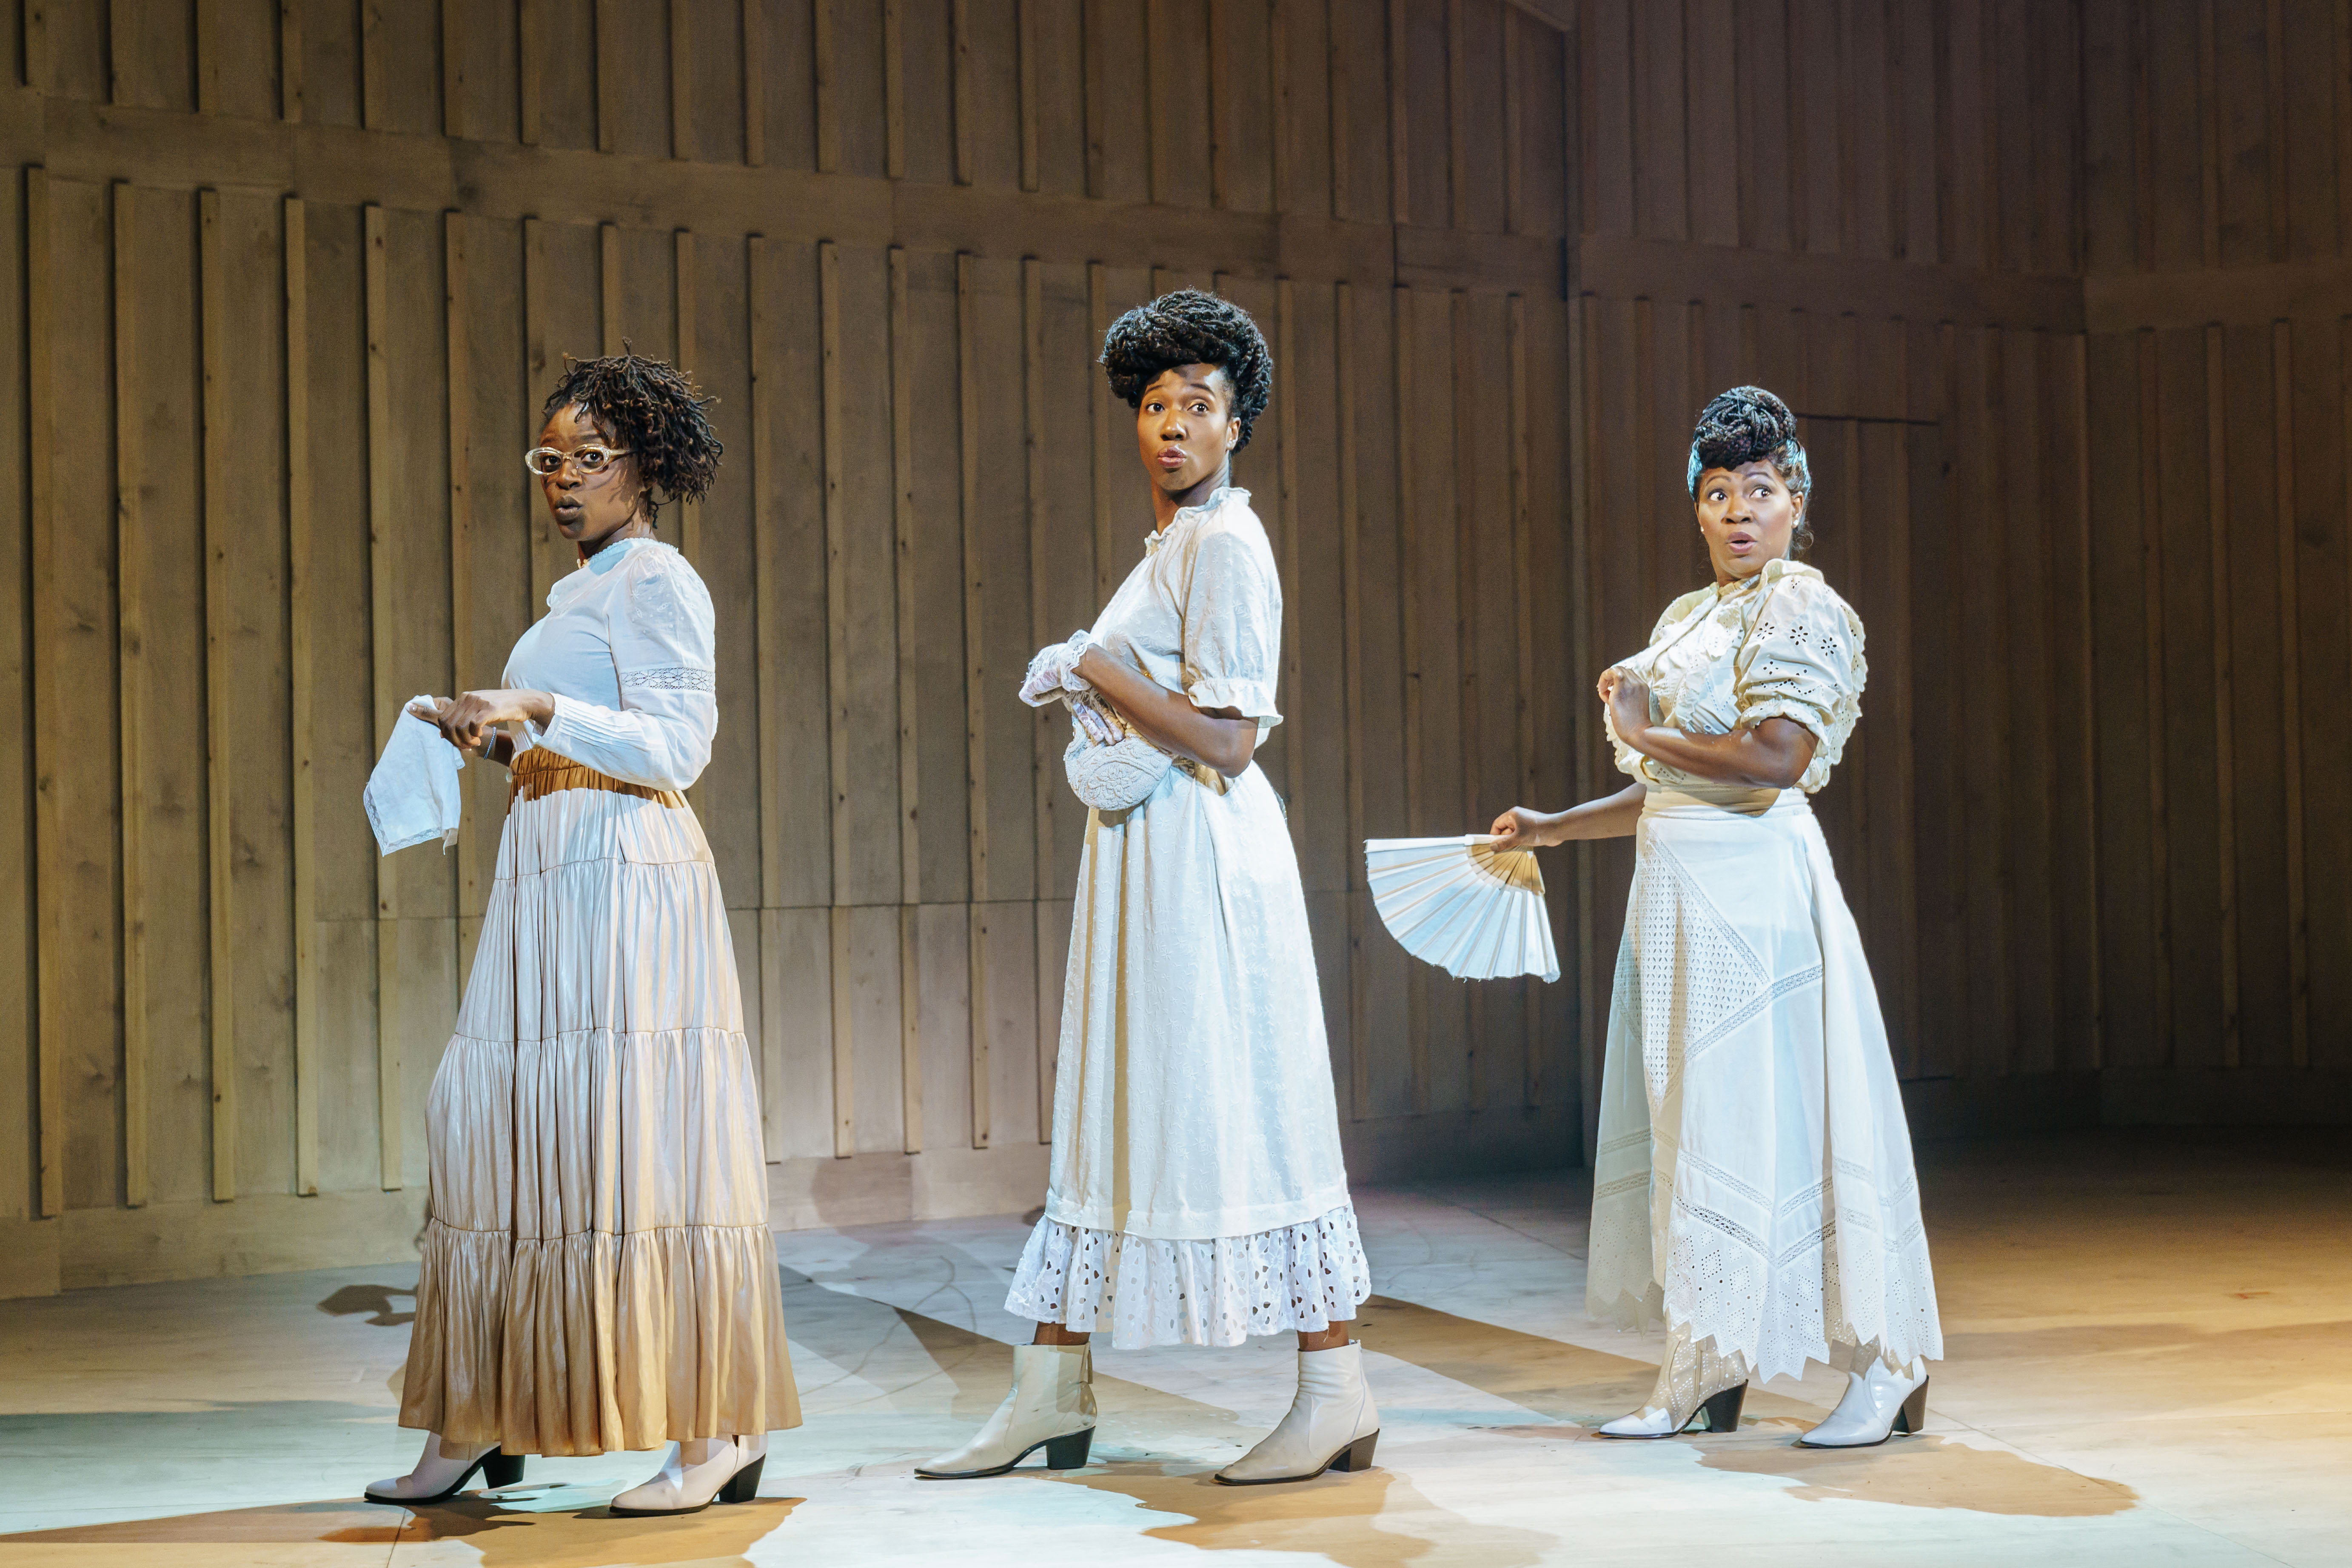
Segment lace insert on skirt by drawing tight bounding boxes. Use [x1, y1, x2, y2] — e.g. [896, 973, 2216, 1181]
[1004, 1203, 1372, 1348]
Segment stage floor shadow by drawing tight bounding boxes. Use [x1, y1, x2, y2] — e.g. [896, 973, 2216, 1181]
[0, 1129, 2341, 1566]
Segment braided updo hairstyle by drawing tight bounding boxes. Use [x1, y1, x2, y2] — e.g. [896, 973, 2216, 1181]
[1686, 385, 1814, 555]
[1100, 288, 1273, 451]
[543, 345, 723, 529]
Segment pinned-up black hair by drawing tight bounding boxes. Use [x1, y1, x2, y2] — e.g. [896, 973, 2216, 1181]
[1099, 288, 1273, 451]
[1687, 385, 1813, 553]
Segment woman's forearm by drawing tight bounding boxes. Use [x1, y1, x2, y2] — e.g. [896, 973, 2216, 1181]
[1074, 647, 1258, 777]
[1617, 716, 1816, 790]
[1525, 781, 1648, 843]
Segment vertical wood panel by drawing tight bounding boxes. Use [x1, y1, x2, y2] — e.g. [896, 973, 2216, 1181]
[114, 183, 150, 1210]
[2273, 320, 2309, 1065]
[199, 188, 237, 1202]
[363, 203, 401, 1190]
[285, 196, 319, 1196]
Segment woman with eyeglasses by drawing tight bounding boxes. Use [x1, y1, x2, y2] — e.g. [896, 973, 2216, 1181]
[367, 353, 799, 1516]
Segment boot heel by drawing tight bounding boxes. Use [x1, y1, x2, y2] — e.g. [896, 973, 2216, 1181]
[1693, 1383, 1747, 1434]
[1042, 1428, 1094, 1470]
[481, 1451, 525, 1489]
[1328, 1432, 1379, 1473]
[718, 1455, 766, 1503]
[1894, 1376, 1929, 1435]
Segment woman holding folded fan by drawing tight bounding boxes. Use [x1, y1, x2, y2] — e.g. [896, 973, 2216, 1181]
[369, 351, 798, 1517]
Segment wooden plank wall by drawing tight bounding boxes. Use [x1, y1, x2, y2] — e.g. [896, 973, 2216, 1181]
[2075, 0, 2352, 1107]
[0, 0, 1584, 1294]
[1570, 0, 2102, 1149]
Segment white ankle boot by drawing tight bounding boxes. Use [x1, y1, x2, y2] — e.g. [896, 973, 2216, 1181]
[364, 1432, 523, 1503]
[1597, 1326, 1748, 1439]
[1215, 1341, 1380, 1484]
[1799, 1357, 1929, 1448]
[610, 1433, 769, 1517]
[916, 1343, 1097, 1479]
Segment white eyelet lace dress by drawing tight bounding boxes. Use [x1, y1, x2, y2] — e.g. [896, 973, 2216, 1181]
[398, 536, 801, 1455]
[1004, 488, 1372, 1348]
[1585, 557, 1944, 1382]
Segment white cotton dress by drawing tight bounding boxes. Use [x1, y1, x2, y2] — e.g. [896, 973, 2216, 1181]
[399, 536, 800, 1457]
[1585, 556, 1943, 1383]
[1004, 487, 1372, 1348]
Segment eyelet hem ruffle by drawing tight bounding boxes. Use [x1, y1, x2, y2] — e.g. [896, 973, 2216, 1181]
[1004, 1202, 1373, 1348]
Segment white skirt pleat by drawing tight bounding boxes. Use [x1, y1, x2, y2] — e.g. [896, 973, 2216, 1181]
[1586, 787, 1943, 1383]
[399, 778, 800, 1456]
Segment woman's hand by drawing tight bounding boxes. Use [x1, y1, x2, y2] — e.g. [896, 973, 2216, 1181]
[1604, 667, 1654, 755]
[1490, 807, 1556, 850]
[408, 690, 554, 753]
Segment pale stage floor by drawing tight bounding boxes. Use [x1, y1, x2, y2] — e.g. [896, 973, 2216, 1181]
[0, 1130, 2344, 1568]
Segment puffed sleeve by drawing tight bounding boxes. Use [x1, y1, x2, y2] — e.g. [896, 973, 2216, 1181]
[530, 550, 718, 790]
[1734, 570, 1867, 776]
[1180, 520, 1284, 730]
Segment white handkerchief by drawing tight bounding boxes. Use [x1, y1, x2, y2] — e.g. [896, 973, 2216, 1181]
[365, 696, 466, 857]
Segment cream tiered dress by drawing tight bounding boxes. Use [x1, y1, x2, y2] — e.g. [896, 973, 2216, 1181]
[1004, 487, 1371, 1347]
[399, 536, 799, 1456]
[1585, 557, 1942, 1383]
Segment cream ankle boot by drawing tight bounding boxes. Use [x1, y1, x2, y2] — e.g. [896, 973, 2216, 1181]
[1215, 1341, 1380, 1484]
[1799, 1357, 1928, 1448]
[609, 1433, 769, 1517]
[363, 1432, 522, 1503]
[917, 1343, 1097, 1479]
[1596, 1326, 1748, 1439]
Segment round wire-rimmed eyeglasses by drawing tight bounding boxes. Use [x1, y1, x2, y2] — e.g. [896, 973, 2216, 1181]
[525, 445, 632, 478]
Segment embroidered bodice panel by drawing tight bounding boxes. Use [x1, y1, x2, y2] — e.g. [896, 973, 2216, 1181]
[1607, 558, 1866, 794]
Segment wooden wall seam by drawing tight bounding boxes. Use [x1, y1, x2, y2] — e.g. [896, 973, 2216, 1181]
[742, 1, 763, 166]
[2272, 318, 2308, 1065]
[818, 239, 854, 1158]
[2204, 323, 2240, 1066]
[1018, 0, 1041, 194]
[889, 245, 925, 1154]
[816, 0, 841, 174]
[1021, 257, 1054, 1147]
[594, 0, 619, 154]
[198, 186, 237, 1203]
[1507, 291, 1540, 1108]
[363, 202, 402, 1192]
[26, 165, 62, 1220]
[518, 0, 542, 146]
[1275, 278, 1308, 832]
[1386, 0, 1411, 225]
[1393, 284, 1428, 1115]
[957, 251, 991, 1149]
[670, 0, 694, 162]
[2137, 327, 2173, 1061]
[114, 181, 151, 1211]
[1335, 279, 1368, 1123]
[286, 196, 319, 1197]
[599, 223, 621, 357]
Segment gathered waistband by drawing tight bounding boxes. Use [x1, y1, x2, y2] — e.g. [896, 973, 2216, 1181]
[510, 746, 685, 807]
[1640, 783, 1808, 820]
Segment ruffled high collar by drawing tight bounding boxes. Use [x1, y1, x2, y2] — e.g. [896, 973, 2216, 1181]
[1145, 485, 1249, 554]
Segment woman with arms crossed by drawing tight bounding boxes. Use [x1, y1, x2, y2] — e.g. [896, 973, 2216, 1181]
[1494, 388, 1941, 1447]
[919, 291, 1377, 1485]
[368, 353, 799, 1515]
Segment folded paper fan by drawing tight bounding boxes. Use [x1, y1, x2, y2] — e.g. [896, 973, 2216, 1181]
[1364, 835, 1561, 984]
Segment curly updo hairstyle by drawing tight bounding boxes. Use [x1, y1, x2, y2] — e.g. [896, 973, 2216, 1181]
[543, 345, 723, 529]
[1100, 288, 1273, 452]
[1686, 385, 1814, 555]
